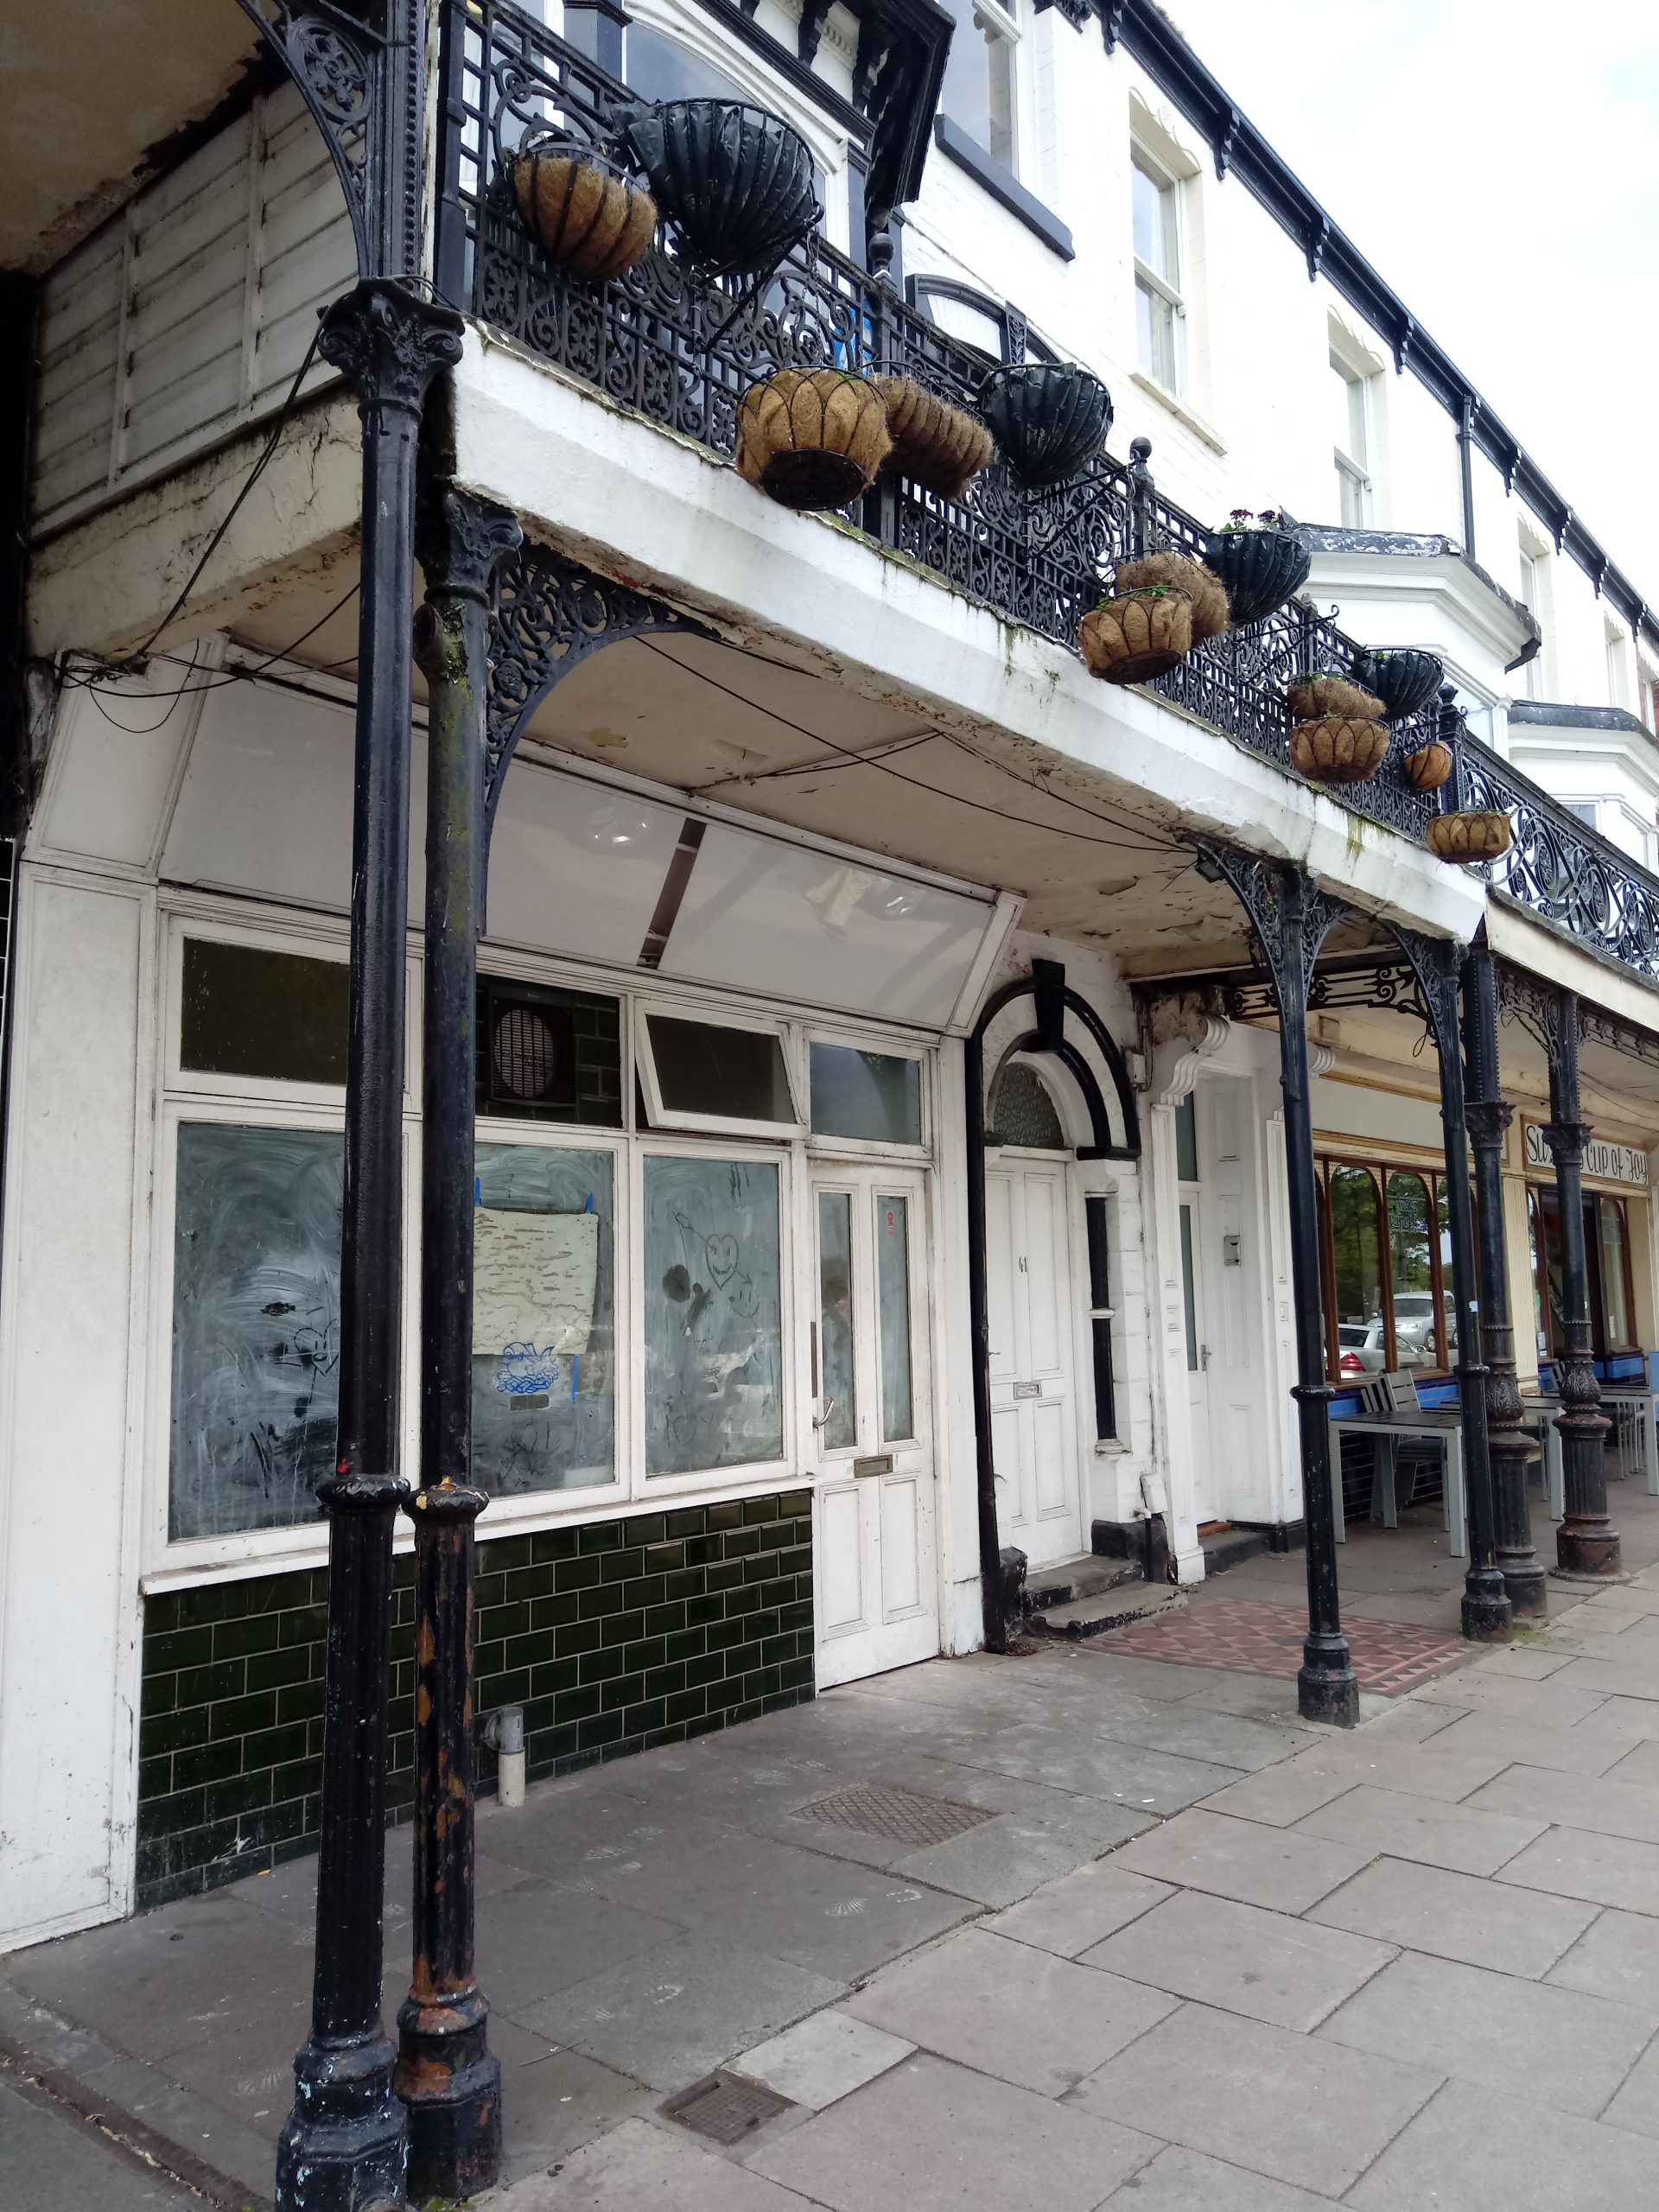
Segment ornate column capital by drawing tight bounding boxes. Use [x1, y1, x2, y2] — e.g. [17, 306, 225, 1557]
[416, 488, 523, 607]
[1464, 1095, 1514, 1148]
[319, 278, 464, 418]
[1543, 1117, 1593, 1168]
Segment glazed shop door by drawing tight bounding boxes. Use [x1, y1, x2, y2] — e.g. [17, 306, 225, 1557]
[811, 1168, 939, 1688]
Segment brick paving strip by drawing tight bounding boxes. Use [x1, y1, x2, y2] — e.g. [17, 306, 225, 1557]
[10, 1571, 1659, 2209]
[1088, 1597, 1471, 1695]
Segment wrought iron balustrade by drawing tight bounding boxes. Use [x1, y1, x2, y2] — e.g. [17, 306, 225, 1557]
[1454, 737, 1659, 981]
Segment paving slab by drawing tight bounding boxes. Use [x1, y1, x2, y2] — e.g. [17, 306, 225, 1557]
[512, 1934, 842, 2092]
[1498, 1827, 1659, 1915]
[1467, 1644, 1578, 1678]
[1608, 1738, 1659, 1789]
[494, 2049, 655, 2186]
[1097, 2143, 1341, 2211]
[1080, 1889, 1394, 2031]
[737, 2010, 914, 2112]
[483, 2116, 813, 2210]
[1548, 1656, 1659, 1700]
[1548, 1908, 1659, 2005]
[963, 1722, 1247, 1815]
[1318, 1948, 1658, 2119]
[1419, 1707, 1648, 1777]
[1199, 1737, 1510, 1829]
[749, 2050, 1161, 2212]
[1464, 1761, 1659, 1847]
[474, 1880, 685, 2012]
[1067, 1999, 1440, 2199]
[1345, 2077, 1659, 2211]
[1309, 1854, 1599, 1978]
[1291, 1784, 1546, 1876]
[1413, 1672, 1614, 1725]
[844, 1926, 1176, 2096]
[890, 1798, 1154, 1907]
[1110, 1808, 1376, 1913]
[988, 1860, 1173, 1959]
[0, 2069, 199, 2211]
[1600, 2036, 1659, 2141]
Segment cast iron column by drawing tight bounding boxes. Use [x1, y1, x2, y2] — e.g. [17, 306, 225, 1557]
[394, 486, 521, 2197]
[1462, 945, 1547, 1614]
[276, 277, 462, 2212]
[1545, 990, 1621, 1579]
[1426, 949, 1510, 1640]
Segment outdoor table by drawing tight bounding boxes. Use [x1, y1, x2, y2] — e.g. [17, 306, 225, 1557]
[1327, 1407, 1466, 1556]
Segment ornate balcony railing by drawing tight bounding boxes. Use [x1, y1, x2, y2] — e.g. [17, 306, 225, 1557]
[434, 0, 1659, 986]
[1455, 737, 1659, 982]
[434, 0, 1442, 838]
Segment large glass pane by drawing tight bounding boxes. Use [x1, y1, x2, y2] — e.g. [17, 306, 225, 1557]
[1329, 1166, 1383, 1374]
[1528, 1185, 1548, 1355]
[169, 1122, 342, 1539]
[472, 1145, 614, 1494]
[1179, 1202, 1198, 1372]
[877, 1194, 915, 1441]
[645, 1015, 796, 1125]
[1600, 1199, 1633, 1348]
[645, 1155, 784, 1473]
[1136, 278, 1177, 389]
[1388, 1173, 1436, 1370]
[817, 1192, 856, 1452]
[180, 938, 348, 1085]
[1132, 156, 1175, 280]
[1538, 1186, 1567, 1353]
[1435, 1181, 1459, 1368]
[810, 1045, 923, 1146]
[939, 0, 996, 156]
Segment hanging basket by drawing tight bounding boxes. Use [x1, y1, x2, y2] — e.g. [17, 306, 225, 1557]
[1402, 742, 1453, 793]
[875, 376, 994, 500]
[1077, 588, 1194, 684]
[1287, 674, 1384, 723]
[1352, 648, 1446, 724]
[1427, 810, 1514, 861]
[1290, 716, 1390, 785]
[735, 369, 892, 511]
[1201, 525, 1310, 626]
[508, 137, 658, 282]
[1114, 553, 1229, 643]
[617, 99, 820, 275]
[981, 362, 1112, 489]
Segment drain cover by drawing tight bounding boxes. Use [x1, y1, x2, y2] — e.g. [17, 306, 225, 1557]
[660, 2069, 793, 2144]
[797, 1781, 992, 1847]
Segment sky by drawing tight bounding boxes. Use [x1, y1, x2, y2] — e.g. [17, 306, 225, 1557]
[1163, 0, 1659, 595]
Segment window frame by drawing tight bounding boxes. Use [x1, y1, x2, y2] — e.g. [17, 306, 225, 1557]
[804, 1027, 930, 1161]
[1131, 143, 1185, 396]
[163, 911, 361, 1110]
[1330, 350, 1373, 527]
[938, 0, 1023, 177]
[1316, 1151, 1460, 1383]
[1529, 1181, 1638, 1360]
[634, 998, 806, 1141]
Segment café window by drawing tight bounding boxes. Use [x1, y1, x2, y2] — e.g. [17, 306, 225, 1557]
[1527, 1185, 1637, 1359]
[1318, 1154, 1461, 1382]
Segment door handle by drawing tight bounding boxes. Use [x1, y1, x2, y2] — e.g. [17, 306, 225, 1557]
[1200, 1345, 1211, 1371]
[812, 1396, 838, 1432]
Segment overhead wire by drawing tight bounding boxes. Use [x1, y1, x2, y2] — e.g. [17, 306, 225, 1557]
[80, 583, 364, 733]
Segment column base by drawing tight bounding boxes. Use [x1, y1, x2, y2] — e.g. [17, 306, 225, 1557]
[1499, 1560, 1550, 1617]
[397, 1997, 502, 2205]
[1298, 1637, 1359, 1727]
[276, 2028, 406, 2212]
[1459, 1569, 1512, 1643]
[1554, 1523, 1624, 1580]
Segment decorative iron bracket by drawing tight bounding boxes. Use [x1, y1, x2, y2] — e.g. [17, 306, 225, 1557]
[1496, 962, 1575, 1092]
[1200, 848, 1346, 1007]
[1381, 922, 1461, 1058]
[485, 542, 717, 843]
[233, 0, 421, 279]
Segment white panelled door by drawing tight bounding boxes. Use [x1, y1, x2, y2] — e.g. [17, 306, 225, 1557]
[986, 1160, 1084, 1568]
[811, 1167, 939, 1687]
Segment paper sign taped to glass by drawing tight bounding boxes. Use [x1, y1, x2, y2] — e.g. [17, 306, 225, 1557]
[474, 1208, 600, 1355]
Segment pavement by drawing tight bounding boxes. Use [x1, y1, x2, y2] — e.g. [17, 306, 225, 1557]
[7, 1497, 1659, 2211]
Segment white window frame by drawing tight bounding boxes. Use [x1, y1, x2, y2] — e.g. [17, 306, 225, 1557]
[1131, 144, 1185, 397]
[804, 1026, 931, 1162]
[634, 999, 806, 1140]
[163, 910, 364, 1111]
[634, 1131, 798, 1497]
[1330, 350, 1372, 526]
[1606, 624, 1631, 713]
[1518, 543, 1546, 699]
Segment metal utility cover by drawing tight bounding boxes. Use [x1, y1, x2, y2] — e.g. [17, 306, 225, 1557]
[660, 2069, 794, 2144]
[797, 1781, 993, 1847]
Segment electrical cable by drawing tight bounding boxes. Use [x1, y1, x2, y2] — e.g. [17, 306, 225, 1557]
[640, 636, 1185, 858]
[81, 583, 362, 731]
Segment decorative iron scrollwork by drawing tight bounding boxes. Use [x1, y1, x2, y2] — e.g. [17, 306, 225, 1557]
[484, 539, 715, 834]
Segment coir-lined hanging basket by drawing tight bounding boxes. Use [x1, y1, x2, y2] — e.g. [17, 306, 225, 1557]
[1114, 553, 1229, 642]
[735, 370, 892, 511]
[1290, 716, 1391, 785]
[875, 376, 994, 500]
[618, 99, 820, 276]
[1427, 810, 1514, 861]
[1287, 674, 1383, 723]
[1402, 742, 1453, 793]
[1078, 588, 1194, 684]
[509, 138, 658, 282]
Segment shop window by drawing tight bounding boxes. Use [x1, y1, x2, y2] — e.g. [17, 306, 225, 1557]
[810, 1044, 922, 1147]
[471, 1143, 615, 1494]
[1387, 1172, 1436, 1372]
[1319, 1155, 1465, 1380]
[637, 1010, 801, 1135]
[1530, 1185, 1637, 1357]
[180, 937, 348, 1086]
[988, 1063, 1065, 1149]
[477, 976, 621, 1128]
[168, 1122, 343, 1539]
[1328, 1165, 1383, 1379]
[643, 1154, 784, 1474]
[1600, 1198, 1634, 1349]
